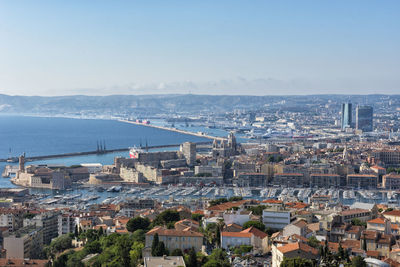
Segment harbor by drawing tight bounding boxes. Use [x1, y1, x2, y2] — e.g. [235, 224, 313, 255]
[0, 141, 212, 163]
[119, 119, 227, 141]
[25, 184, 400, 211]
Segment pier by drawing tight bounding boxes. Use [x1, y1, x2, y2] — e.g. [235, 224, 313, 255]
[0, 141, 212, 163]
[119, 119, 227, 141]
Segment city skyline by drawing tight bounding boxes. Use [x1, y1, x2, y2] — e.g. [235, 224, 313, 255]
[0, 1, 399, 96]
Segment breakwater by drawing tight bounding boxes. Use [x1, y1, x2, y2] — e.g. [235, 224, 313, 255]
[119, 120, 227, 141]
[0, 141, 212, 162]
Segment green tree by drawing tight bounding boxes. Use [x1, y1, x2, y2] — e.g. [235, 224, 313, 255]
[47, 234, 73, 256]
[243, 220, 266, 231]
[116, 234, 133, 266]
[191, 213, 204, 222]
[187, 247, 197, 267]
[171, 248, 184, 256]
[98, 226, 104, 236]
[130, 241, 144, 267]
[74, 224, 79, 237]
[132, 229, 146, 243]
[152, 210, 180, 226]
[338, 243, 344, 259]
[127, 217, 151, 232]
[247, 205, 267, 216]
[153, 241, 168, 256]
[307, 236, 320, 248]
[233, 245, 253, 255]
[151, 233, 159, 256]
[351, 256, 367, 267]
[351, 218, 367, 227]
[228, 196, 243, 201]
[84, 240, 101, 254]
[209, 248, 229, 263]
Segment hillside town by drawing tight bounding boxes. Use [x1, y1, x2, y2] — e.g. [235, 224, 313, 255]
[1, 100, 400, 267]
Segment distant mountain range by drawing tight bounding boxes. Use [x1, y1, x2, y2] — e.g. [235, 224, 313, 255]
[0, 94, 398, 117]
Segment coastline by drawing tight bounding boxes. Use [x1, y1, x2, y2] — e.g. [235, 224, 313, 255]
[119, 119, 227, 141]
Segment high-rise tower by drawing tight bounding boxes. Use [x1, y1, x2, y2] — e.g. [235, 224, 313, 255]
[356, 105, 373, 132]
[341, 103, 352, 131]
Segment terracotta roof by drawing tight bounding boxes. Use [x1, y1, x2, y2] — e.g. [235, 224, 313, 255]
[277, 242, 318, 255]
[287, 202, 308, 210]
[366, 250, 380, 258]
[293, 220, 308, 228]
[225, 223, 243, 231]
[347, 225, 363, 234]
[221, 231, 252, 238]
[207, 200, 248, 211]
[146, 226, 203, 237]
[80, 220, 92, 226]
[262, 199, 283, 204]
[175, 219, 199, 226]
[241, 226, 268, 239]
[289, 234, 308, 243]
[192, 210, 204, 215]
[371, 165, 385, 170]
[347, 174, 377, 178]
[362, 230, 378, 240]
[340, 209, 370, 216]
[341, 239, 361, 250]
[116, 228, 129, 233]
[271, 231, 282, 239]
[307, 223, 320, 232]
[368, 218, 386, 224]
[384, 210, 400, 217]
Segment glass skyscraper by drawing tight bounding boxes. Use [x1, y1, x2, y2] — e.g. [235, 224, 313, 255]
[341, 103, 352, 131]
[356, 105, 373, 132]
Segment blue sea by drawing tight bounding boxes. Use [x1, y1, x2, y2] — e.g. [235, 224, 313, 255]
[0, 115, 209, 188]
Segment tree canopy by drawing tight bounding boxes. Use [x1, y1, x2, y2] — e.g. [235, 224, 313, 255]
[126, 217, 150, 232]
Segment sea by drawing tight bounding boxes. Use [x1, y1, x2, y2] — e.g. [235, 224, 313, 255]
[0, 115, 210, 189]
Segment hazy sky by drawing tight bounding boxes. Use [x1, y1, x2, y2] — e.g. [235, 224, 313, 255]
[0, 1, 399, 96]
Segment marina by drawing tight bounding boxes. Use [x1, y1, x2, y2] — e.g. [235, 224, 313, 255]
[24, 184, 400, 211]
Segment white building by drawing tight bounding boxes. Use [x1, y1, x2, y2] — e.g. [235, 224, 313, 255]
[221, 227, 269, 253]
[3, 226, 43, 259]
[263, 207, 293, 230]
[223, 209, 252, 226]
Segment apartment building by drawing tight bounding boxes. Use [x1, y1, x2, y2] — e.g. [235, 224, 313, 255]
[145, 227, 204, 252]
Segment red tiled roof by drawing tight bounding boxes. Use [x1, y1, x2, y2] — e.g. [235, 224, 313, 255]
[368, 218, 386, 224]
[262, 199, 283, 204]
[384, 210, 400, 217]
[221, 231, 252, 238]
[207, 200, 248, 211]
[241, 226, 268, 239]
[366, 250, 380, 258]
[277, 242, 318, 255]
[146, 226, 203, 237]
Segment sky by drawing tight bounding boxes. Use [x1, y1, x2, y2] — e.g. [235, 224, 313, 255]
[0, 0, 399, 96]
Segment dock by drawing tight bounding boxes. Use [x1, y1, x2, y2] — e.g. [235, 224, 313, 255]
[119, 119, 227, 141]
[0, 141, 212, 163]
